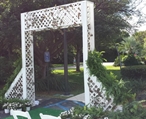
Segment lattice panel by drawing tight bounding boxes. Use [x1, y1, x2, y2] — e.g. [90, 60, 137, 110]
[87, 5, 92, 51]
[25, 31, 33, 68]
[88, 77, 114, 110]
[25, 31, 35, 102]
[5, 1, 103, 107]
[87, 5, 94, 51]
[6, 75, 23, 99]
[26, 68, 35, 103]
[24, 2, 82, 31]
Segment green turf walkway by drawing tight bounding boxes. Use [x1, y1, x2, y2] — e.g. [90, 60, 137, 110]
[4, 108, 63, 119]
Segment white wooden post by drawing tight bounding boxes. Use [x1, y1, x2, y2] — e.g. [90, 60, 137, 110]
[81, 1, 95, 105]
[21, 13, 27, 99]
[81, 1, 90, 105]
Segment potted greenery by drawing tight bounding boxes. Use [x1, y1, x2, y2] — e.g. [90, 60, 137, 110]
[2, 102, 10, 113]
[23, 99, 32, 111]
[2, 98, 24, 114]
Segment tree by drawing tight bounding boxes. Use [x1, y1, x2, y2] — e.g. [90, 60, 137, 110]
[133, 30, 146, 62]
[133, 30, 146, 44]
[69, 28, 82, 72]
[118, 36, 142, 55]
[117, 36, 143, 66]
[0, 0, 145, 80]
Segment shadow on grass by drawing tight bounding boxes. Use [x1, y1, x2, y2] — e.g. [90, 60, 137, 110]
[53, 69, 84, 95]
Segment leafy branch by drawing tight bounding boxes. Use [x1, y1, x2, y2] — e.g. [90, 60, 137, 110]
[86, 50, 135, 104]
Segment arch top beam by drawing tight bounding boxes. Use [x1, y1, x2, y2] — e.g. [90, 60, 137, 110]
[22, 1, 84, 31]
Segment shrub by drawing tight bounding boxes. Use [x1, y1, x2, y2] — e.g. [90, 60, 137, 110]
[109, 101, 146, 119]
[1, 57, 21, 96]
[86, 50, 134, 105]
[0, 57, 13, 84]
[114, 55, 124, 66]
[60, 106, 109, 119]
[124, 79, 146, 95]
[2, 98, 24, 110]
[60, 101, 146, 119]
[121, 65, 146, 79]
[122, 55, 141, 66]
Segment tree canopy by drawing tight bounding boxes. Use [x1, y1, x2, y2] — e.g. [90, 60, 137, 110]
[0, 0, 145, 79]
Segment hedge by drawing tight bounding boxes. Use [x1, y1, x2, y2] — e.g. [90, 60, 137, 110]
[121, 65, 146, 79]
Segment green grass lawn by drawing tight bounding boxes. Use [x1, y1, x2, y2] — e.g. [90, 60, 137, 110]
[105, 66, 121, 79]
[53, 68, 84, 95]
[52, 65, 120, 96]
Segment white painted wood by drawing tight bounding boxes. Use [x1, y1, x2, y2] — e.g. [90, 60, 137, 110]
[5, 1, 107, 108]
[11, 110, 31, 119]
[5, 69, 23, 99]
[39, 113, 61, 119]
[21, 13, 27, 99]
[87, 1, 95, 51]
[81, 1, 90, 105]
[81, 1, 95, 105]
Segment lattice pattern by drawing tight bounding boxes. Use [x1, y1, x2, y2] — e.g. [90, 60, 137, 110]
[25, 31, 35, 103]
[25, 31, 33, 68]
[88, 77, 114, 110]
[24, 2, 82, 31]
[26, 68, 35, 103]
[21, 2, 83, 103]
[5, 71, 23, 99]
[5, 1, 113, 109]
[86, 5, 93, 51]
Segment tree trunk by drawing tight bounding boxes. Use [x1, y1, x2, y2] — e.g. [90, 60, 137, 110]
[76, 49, 80, 72]
[115, 44, 122, 70]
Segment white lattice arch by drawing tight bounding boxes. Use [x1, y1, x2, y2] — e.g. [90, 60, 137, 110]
[5, 1, 113, 108]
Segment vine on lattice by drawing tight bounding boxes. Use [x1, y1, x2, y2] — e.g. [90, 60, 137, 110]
[86, 50, 135, 105]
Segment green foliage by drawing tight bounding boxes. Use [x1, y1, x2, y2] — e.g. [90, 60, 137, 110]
[121, 65, 146, 79]
[125, 79, 146, 95]
[0, 0, 138, 67]
[1, 58, 21, 96]
[35, 69, 84, 93]
[133, 30, 146, 44]
[109, 101, 146, 119]
[60, 106, 108, 119]
[86, 50, 135, 104]
[0, 93, 4, 110]
[122, 55, 141, 66]
[35, 76, 66, 92]
[0, 57, 13, 84]
[117, 36, 144, 66]
[114, 54, 142, 66]
[114, 54, 124, 66]
[118, 37, 142, 56]
[61, 101, 146, 119]
[2, 98, 31, 110]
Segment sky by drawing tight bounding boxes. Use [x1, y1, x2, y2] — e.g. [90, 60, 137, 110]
[131, 0, 146, 31]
